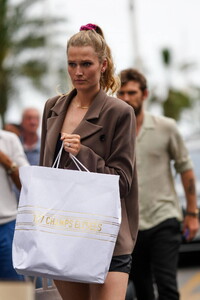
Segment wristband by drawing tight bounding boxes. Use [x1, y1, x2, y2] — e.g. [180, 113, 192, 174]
[7, 162, 17, 175]
[185, 208, 199, 217]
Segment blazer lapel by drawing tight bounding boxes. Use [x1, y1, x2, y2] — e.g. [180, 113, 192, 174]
[45, 89, 107, 166]
[73, 89, 107, 139]
[45, 91, 76, 166]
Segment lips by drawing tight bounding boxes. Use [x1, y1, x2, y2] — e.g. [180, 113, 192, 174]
[74, 80, 85, 83]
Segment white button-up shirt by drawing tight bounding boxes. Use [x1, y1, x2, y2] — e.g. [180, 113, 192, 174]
[136, 112, 193, 230]
[0, 130, 29, 225]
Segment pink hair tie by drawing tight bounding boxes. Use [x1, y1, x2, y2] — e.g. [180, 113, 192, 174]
[80, 23, 97, 31]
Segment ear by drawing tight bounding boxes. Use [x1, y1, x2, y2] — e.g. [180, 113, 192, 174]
[101, 59, 108, 73]
[142, 89, 149, 101]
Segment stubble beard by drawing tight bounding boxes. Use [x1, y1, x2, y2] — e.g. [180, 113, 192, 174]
[132, 104, 142, 116]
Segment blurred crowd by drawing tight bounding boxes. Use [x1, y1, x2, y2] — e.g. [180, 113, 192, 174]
[0, 107, 41, 282]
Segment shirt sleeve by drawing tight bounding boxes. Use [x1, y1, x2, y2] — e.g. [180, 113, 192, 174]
[168, 120, 193, 173]
[9, 134, 29, 167]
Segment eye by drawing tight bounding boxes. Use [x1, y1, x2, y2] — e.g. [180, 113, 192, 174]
[127, 91, 136, 95]
[68, 62, 76, 68]
[82, 62, 92, 67]
[117, 91, 125, 96]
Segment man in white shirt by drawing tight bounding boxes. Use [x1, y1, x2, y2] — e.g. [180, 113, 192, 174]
[117, 68, 199, 300]
[0, 129, 29, 280]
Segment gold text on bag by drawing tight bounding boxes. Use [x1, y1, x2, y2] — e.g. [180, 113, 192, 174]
[16, 205, 119, 242]
[34, 214, 103, 232]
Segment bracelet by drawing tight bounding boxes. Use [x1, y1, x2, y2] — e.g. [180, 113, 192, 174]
[7, 162, 17, 175]
[185, 208, 199, 217]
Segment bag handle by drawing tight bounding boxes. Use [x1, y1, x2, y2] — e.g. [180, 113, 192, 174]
[69, 153, 89, 172]
[52, 143, 63, 168]
[52, 143, 90, 172]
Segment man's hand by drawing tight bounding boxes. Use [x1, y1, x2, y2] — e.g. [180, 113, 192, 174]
[182, 215, 199, 241]
[181, 169, 200, 241]
[0, 150, 21, 189]
[0, 150, 12, 169]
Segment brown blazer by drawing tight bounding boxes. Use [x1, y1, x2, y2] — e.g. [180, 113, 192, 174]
[40, 88, 138, 255]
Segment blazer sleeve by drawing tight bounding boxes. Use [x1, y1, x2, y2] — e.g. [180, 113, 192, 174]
[39, 97, 59, 166]
[75, 104, 136, 199]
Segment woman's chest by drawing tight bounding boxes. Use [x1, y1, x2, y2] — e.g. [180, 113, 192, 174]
[61, 106, 88, 134]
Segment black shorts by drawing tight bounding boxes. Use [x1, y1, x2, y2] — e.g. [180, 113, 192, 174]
[109, 254, 132, 274]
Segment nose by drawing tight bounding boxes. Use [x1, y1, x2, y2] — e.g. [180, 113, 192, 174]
[120, 93, 130, 102]
[75, 65, 83, 76]
[123, 93, 130, 102]
[118, 92, 129, 102]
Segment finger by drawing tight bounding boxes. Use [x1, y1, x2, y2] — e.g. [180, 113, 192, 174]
[64, 141, 72, 148]
[61, 132, 69, 140]
[65, 134, 80, 140]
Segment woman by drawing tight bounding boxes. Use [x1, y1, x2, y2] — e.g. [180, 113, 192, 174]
[40, 23, 138, 300]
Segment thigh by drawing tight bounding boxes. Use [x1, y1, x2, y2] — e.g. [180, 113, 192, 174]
[54, 280, 90, 300]
[90, 271, 129, 300]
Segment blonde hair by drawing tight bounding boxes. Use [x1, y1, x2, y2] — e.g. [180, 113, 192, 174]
[67, 25, 120, 93]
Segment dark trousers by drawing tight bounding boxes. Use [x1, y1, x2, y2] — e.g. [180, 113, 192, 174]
[130, 218, 182, 300]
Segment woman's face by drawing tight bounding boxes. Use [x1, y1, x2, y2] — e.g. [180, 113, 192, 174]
[67, 46, 106, 93]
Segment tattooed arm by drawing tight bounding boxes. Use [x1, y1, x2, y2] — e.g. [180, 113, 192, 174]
[181, 169, 199, 240]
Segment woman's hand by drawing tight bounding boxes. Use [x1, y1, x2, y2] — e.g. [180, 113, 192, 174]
[61, 133, 81, 156]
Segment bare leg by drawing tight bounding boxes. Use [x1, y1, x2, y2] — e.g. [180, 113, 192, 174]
[90, 272, 129, 300]
[54, 280, 90, 300]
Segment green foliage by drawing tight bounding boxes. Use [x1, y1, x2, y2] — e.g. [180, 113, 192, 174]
[161, 48, 171, 66]
[0, 0, 67, 124]
[149, 47, 198, 121]
[163, 89, 191, 120]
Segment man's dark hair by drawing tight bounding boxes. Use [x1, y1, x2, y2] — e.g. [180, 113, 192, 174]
[119, 68, 147, 92]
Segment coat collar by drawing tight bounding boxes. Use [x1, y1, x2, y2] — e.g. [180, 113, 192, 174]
[51, 88, 107, 119]
[49, 88, 107, 138]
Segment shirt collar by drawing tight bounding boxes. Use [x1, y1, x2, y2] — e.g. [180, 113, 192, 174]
[142, 112, 155, 129]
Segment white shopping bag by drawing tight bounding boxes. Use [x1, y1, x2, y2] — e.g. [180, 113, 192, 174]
[13, 149, 121, 284]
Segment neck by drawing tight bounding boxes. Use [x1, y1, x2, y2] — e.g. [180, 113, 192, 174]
[74, 99, 90, 109]
[22, 132, 38, 146]
[75, 88, 100, 108]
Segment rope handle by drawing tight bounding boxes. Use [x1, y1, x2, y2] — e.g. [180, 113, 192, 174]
[69, 153, 89, 172]
[52, 143, 63, 168]
[52, 143, 90, 172]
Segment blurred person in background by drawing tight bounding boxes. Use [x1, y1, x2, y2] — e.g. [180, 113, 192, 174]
[117, 68, 199, 300]
[20, 108, 41, 166]
[0, 129, 29, 280]
[4, 108, 41, 196]
[4, 109, 42, 288]
[20, 108, 42, 288]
